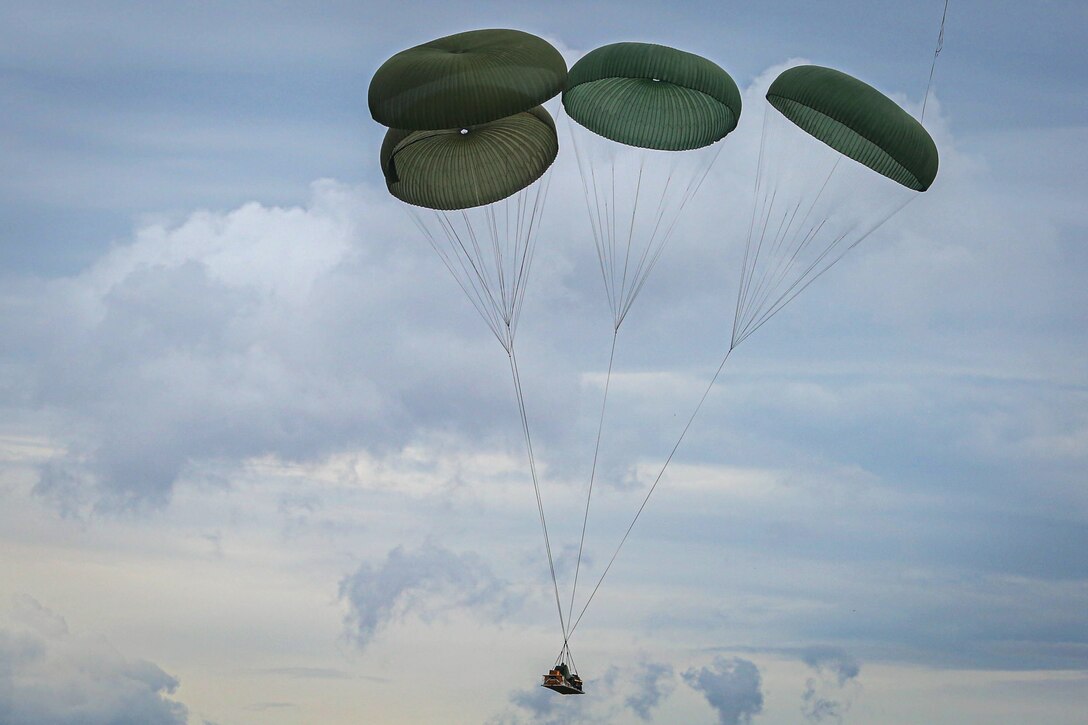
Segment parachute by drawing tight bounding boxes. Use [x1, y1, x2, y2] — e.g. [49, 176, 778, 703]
[561, 65, 940, 643]
[370, 29, 573, 663]
[767, 65, 938, 191]
[564, 42, 741, 151]
[368, 27, 943, 693]
[371, 29, 564, 354]
[733, 65, 939, 347]
[560, 42, 742, 636]
[380, 107, 558, 211]
[563, 42, 741, 330]
[369, 28, 567, 131]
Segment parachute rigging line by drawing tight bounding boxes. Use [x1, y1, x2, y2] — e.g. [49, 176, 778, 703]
[733, 109, 842, 336]
[732, 110, 914, 347]
[567, 194, 911, 635]
[370, 29, 571, 645]
[554, 640, 579, 672]
[921, 0, 950, 122]
[567, 327, 617, 629]
[734, 195, 911, 347]
[407, 169, 551, 352]
[567, 92, 922, 635]
[564, 117, 722, 633]
[568, 345, 734, 639]
[509, 348, 569, 642]
[408, 169, 567, 641]
[567, 117, 723, 330]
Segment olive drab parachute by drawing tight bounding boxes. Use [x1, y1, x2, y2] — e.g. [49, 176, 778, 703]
[370, 29, 576, 676]
[367, 28, 944, 694]
[557, 42, 742, 645]
[369, 28, 567, 131]
[766, 65, 938, 191]
[368, 29, 566, 348]
[560, 42, 741, 330]
[559, 64, 942, 645]
[564, 42, 741, 151]
[730, 64, 939, 348]
[380, 106, 559, 211]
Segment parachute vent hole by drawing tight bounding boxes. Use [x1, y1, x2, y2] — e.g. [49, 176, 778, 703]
[460, 128, 469, 135]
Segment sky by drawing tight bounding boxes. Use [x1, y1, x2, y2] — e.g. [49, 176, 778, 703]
[1, 1, 1086, 723]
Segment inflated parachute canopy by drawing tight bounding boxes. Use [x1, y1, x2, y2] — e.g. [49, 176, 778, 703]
[380, 106, 558, 211]
[369, 28, 567, 130]
[767, 65, 939, 191]
[563, 42, 741, 151]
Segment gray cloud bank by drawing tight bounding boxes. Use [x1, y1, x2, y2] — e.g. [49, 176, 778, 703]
[0, 595, 188, 725]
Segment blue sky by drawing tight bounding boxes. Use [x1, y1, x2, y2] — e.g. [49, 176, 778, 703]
[1, 2, 1086, 723]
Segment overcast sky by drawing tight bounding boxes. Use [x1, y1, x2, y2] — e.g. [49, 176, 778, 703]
[1, 2, 1086, 723]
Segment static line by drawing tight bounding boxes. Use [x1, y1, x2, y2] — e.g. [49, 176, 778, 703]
[921, 0, 950, 121]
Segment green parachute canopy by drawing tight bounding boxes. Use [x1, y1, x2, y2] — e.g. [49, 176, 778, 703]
[563, 42, 741, 151]
[766, 65, 939, 191]
[380, 106, 558, 211]
[369, 28, 567, 131]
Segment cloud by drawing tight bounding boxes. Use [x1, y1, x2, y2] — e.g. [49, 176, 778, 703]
[491, 682, 604, 725]
[683, 656, 764, 725]
[7, 56, 1080, 517]
[799, 646, 861, 723]
[505, 686, 570, 724]
[6, 179, 527, 513]
[625, 661, 675, 720]
[800, 646, 860, 686]
[0, 595, 188, 725]
[1, 55, 1085, 683]
[339, 541, 519, 650]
